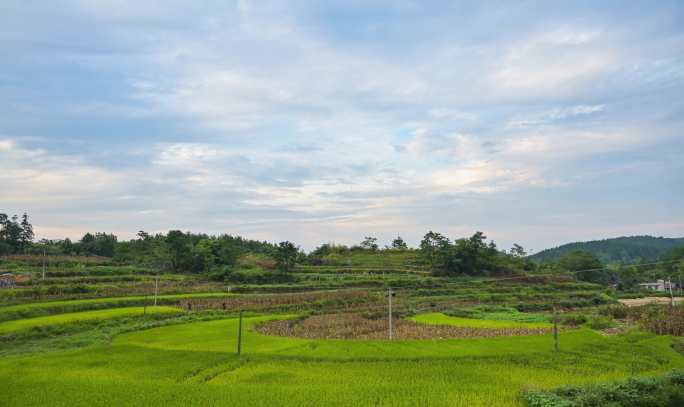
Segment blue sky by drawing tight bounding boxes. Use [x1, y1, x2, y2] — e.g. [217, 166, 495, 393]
[1, 0, 683, 252]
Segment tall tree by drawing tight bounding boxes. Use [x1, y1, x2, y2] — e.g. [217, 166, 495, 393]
[391, 236, 408, 250]
[0, 213, 10, 255]
[19, 212, 34, 253]
[165, 230, 192, 272]
[274, 241, 298, 272]
[3, 215, 23, 253]
[510, 244, 527, 257]
[419, 231, 449, 270]
[557, 250, 605, 283]
[360, 236, 379, 251]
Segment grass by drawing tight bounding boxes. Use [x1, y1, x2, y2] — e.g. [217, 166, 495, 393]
[0, 306, 180, 334]
[0, 257, 674, 406]
[409, 312, 552, 329]
[0, 314, 681, 406]
[524, 370, 684, 406]
[0, 292, 230, 321]
[444, 305, 551, 323]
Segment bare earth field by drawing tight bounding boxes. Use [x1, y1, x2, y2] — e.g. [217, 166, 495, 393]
[618, 297, 684, 307]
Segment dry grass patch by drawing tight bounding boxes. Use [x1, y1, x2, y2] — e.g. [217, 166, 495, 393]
[256, 313, 552, 340]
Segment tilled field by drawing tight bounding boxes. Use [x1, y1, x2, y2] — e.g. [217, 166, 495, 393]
[256, 313, 552, 340]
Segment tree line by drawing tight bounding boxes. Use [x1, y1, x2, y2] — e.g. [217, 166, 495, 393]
[2, 211, 682, 288]
[0, 213, 34, 255]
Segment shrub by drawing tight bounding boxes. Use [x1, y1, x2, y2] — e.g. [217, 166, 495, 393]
[586, 316, 614, 330]
[558, 314, 587, 326]
[598, 304, 628, 319]
[524, 370, 684, 407]
[637, 305, 684, 336]
[225, 270, 296, 284]
[445, 309, 478, 318]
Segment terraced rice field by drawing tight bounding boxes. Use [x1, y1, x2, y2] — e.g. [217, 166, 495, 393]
[0, 306, 180, 334]
[1, 314, 682, 406]
[409, 312, 552, 329]
[0, 293, 230, 321]
[256, 313, 552, 339]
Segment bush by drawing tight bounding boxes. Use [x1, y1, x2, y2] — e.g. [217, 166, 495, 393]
[558, 314, 587, 326]
[225, 270, 296, 284]
[599, 304, 628, 319]
[524, 370, 684, 407]
[637, 305, 684, 336]
[516, 303, 552, 312]
[445, 308, 478, 318]
[586, 316, 614, 330]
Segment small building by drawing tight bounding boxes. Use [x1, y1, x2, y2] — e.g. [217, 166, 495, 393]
[639, 279, 675, 292]
[0, 273, 16, 289]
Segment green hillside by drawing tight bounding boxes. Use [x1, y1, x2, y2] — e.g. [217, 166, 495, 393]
[530, 235, 684, 263]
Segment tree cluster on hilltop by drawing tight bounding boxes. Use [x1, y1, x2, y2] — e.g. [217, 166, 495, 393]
[0, 212, 34, 255]
[4, 211, 683, 289]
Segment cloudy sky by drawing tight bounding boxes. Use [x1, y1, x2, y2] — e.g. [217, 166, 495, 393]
[1, 1, 683, 251]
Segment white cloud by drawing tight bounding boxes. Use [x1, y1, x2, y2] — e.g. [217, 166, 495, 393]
[507, 104, 605, 128]
[3, 3, 683, 250]
[0, 139, 126, 205]
[491, 26, 613, 96]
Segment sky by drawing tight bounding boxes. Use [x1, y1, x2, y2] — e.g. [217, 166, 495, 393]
[1, 0, 683, 252]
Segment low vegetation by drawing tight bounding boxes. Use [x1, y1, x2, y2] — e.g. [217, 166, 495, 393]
[1, 316, 682, 406]
[524, 369, 684, 407]
[0, 306, 180, 335]
[257, 313, 552, 340]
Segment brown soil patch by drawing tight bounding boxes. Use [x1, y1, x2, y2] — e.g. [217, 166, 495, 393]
[619, 297, 684, 307]
[256, 313, 552, 340]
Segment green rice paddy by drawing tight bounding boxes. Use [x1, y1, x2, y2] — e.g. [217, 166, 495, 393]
[0, 306, 180, 334]
[1, 314, 682, 406]
[0, 292, 230, 321]
[409, 312, 552, 329]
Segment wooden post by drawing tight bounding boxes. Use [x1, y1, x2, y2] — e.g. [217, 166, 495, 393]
[42, 248, 46, 280]
[237, 310, 244, 355]
[153, 275, 159, 307]
[388, 287, 393, 341]
[553, 307, 558, 353]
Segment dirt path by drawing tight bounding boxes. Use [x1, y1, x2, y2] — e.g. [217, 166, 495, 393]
[618, 297, 684, 307]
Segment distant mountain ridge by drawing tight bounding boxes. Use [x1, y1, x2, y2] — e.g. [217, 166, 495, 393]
[530, 235, 684, 263]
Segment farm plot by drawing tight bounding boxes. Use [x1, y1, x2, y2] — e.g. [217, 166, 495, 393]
[1, 315, 682, 407]
[256, 313, 552, 340]
[409, 312, 552, 329]
[0, 306, 180, 334]
[0, 292, 228, 321]
[178, 289, 377, 312]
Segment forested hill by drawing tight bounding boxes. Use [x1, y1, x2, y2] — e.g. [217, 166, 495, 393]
[530, 236, 684, 263]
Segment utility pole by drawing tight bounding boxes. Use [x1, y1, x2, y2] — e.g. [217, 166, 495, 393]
[668, 277, 675, 307]
[388, 287, 393, 341]
[553, 306, 558, 353]
[153, 275, 159, 307]
[42, 247, 46, 280]
[237, 310, 244, 355]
